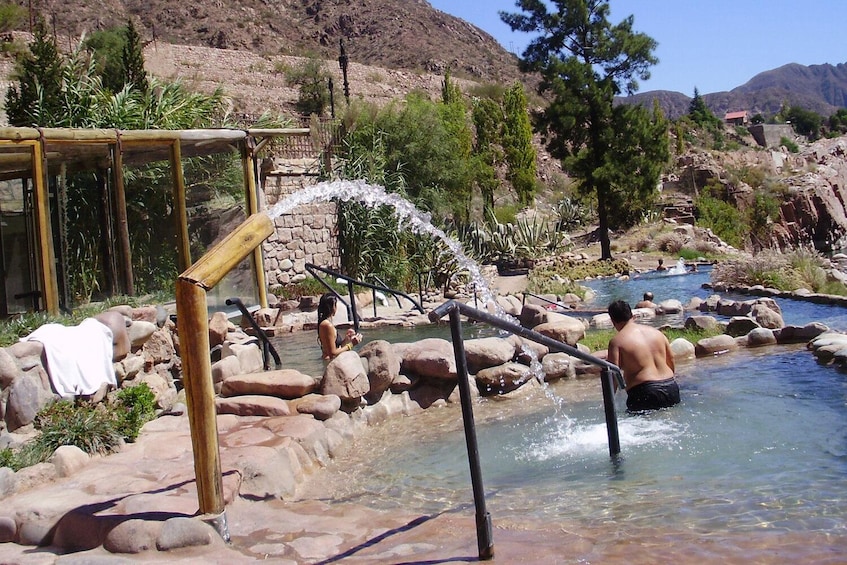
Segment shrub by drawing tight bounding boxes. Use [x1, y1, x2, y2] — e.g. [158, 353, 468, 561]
[115, 383, 156, 442]
[780, 136, 799, 153]
[653, 232, 686, 254]
[35, 400, 124, 456]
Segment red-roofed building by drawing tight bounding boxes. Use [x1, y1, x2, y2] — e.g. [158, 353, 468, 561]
[724, 111, 748, 125]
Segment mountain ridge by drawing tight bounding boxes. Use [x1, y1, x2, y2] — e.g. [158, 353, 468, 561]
[8, 1, 846, 118]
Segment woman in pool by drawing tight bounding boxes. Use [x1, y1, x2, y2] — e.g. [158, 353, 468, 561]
[317, 292, 362, 360]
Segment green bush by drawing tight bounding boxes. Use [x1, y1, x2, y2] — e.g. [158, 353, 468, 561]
[780, 136, 799, 153]
[0, 383, 158, 471]
[115, 383, 156, 442]
[694, 191, 745, 248]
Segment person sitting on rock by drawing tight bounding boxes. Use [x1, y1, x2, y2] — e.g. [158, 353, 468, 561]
[317, 292, 362, 360]
[635, 291, 657, 309]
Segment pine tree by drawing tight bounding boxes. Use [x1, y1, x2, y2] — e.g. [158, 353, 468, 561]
[502, 0, 664, 259]
[4, 18, 65, 126]
[122, 19, 148, 92]
[501, 83, 537, 207]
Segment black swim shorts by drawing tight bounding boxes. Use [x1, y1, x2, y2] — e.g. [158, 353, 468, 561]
[626, 377, 680, 412]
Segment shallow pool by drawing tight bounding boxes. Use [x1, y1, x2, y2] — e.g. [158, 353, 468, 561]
[304, 344, 847, 551]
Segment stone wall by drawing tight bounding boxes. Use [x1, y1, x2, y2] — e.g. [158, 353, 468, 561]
[748, 124, 795, 148]
[261, 169, 340, 288]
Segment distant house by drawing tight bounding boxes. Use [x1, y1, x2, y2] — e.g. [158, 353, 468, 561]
[724, 110, 748, 125]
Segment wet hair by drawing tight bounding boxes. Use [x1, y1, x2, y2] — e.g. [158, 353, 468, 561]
[317, 293, 337, 329]
[608, 300, 633, 324]
[643, 291, 654, 301]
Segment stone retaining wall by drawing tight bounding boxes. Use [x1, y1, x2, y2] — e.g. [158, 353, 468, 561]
[261, 172, 340, 288]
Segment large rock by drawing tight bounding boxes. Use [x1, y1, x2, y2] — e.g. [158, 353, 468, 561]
[751, 303, 784, 329]
[519, 303, 547, 329]
[401, 338, 457, 381]
[4, 368, 54, 431]
[496, 295, 523, 316]
[508, 335, 549, 364]
[127, 320, 157, 349]
[534, 315, 585, 346]
[746, 328, 777, 347]
[656, 299, 684, 314]
[358, 340, 400, 402]
[669, 338, 695, 360]
[726, 316, 761, 337]
[694, 334, 739, 357]
[290, 393, 341, 420]
[541, 352, 576, 381]
[215, 395, 290, 417]
[463, 337, 516, 374]
[208, 312, 230, 348]
[475, 363, 531, 395]
[49, 445, 89, 478]
[684, 315, 719, 331]
[321, 350, 370, 400]
[142, 328, 177, 367]
[775, 322, 829, 344]
[222, 369, 317, 398]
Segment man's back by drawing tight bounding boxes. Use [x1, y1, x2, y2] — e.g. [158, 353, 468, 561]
[608, 322, 674, 390]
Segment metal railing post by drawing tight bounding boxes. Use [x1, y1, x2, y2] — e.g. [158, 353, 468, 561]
[600, 368, 621, 456]
[448, 307, 494, 560]
[347, 280, 360, 332]
[418, 272, 424, 308]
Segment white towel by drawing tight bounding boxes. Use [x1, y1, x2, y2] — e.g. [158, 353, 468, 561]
[24, 318, 117, 398]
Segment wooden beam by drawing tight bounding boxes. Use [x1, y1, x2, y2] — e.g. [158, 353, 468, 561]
[30, 141, 58, 314]
[242, 140, 269, 308]
[175, 279, 224, 516]
[179, 213, 273, 290]
[171, 140, 191, 272]
[112, 141, 134, 296]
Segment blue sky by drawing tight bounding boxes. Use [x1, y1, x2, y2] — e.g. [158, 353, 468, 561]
[427, 0, 846, 95]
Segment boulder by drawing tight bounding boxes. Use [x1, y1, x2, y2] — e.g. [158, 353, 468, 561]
[519, 303, 547, 329]
[534, 315, 585, 346]
[726, 316, 761, 337]
[127, 320, 157, 349]
[222, 369, 317, 398]
[215, 395, 290, 417]
[694, 334, 739, 357]
[751, 303, 784, 329]
[321, 350, 370, 400]
[358, 340, 400, 402]
[49, 445, 90, 477]
[656, 299, 684, 314]
[746, 328, 777, 347]
[495, 295, 523, 316]
[463, 337, 516, 374]
[508, 336, 549, 364]
[4, 368, 54, 431]
[208, 312, 230, 348]
[669, 338, 695, 360]
[156, 517, 216, 551]
[541, 352, 576, 381]
[475, 363, 531, 395]
[401, 338, 457, 380]
[684, 315, 718, 331]
[775, 322, 829, 344]
[290, 393, 342, 420]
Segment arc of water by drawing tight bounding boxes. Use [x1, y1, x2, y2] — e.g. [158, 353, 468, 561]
[267, 179, 545, 380]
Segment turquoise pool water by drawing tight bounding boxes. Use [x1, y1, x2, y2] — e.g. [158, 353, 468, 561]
[287, 269, 847, 558]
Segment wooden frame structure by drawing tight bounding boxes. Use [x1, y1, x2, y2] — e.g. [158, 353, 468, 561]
[0, 126, 314, 315]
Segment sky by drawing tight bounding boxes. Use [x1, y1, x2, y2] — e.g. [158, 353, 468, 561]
[427, 0, 846, 95]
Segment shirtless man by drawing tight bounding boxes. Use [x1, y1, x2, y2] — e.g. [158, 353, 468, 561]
[635, 291, 656, 309]
[607, 300, 680, 411]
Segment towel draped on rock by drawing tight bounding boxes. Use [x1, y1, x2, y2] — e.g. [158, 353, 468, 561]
[24, 318, 117, 398]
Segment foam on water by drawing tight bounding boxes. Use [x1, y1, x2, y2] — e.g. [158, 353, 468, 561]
[525, 415, 685, 460]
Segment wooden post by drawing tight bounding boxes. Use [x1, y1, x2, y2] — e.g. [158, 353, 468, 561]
[112, 140, 134, 295]
[171, 140, 191, 272]
[241, 140, 269, 308]
[175, 280, 224, 516]
[176, 211, 274, 541]
[30, 141, 58, 314]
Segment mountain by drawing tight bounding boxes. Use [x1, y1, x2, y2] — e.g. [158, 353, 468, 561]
[621, 62, 847, 119]
[22, 0, 522, 84]
[11, 1, 846, 119]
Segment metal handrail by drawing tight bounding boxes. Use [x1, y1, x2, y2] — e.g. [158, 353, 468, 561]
[225, 297, 281, 370]
[305, 263, 425, 331]
[522, 290, 570, 310]
[428, 299, 624, 560]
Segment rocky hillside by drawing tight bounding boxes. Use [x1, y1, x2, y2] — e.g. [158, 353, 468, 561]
[16, 0, 522, 84]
